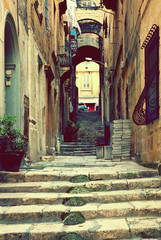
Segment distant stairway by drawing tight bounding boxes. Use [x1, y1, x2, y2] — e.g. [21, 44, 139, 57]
[59, 142, 96, 156]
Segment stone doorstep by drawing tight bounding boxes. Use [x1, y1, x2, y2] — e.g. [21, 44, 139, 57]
[0, 168, 158, 183]
[0, 177, 161, 193]
[59, 152, 96, 156]
[1, 200, 161, 223]
[0, 188, 161, 206]
[60, 145, 96, 149]
[0, 217, 161, 240]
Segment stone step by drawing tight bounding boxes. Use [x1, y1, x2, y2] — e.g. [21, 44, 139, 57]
[60, 148, 96, 152]
[60, 144, 96, 156]
[61, 142, 96, 145]
[60, 143, 96, 148]
[60, 146, 96, 150]
[0, 188, 161, 206]
[0, 177, 161, 193]
[59, 143, 97, 156]
[0, 168, 158, 183]
[1, 200, 161, 223]
[29, 157, 116, 167]
[0, 216, 161, 239]
[60, 149, 96, 153]
[1, 155, 160, 239]
[59, 151, 96, 156]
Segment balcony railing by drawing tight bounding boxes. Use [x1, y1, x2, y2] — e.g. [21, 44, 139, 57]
[133, 24, 159, 126]
[132, 87, 146, 125]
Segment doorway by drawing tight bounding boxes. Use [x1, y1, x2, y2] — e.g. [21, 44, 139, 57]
[4, 14, 21, 128]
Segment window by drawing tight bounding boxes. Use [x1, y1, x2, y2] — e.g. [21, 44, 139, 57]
[145, 26, 159, 124]
[45, 0, 49, 29]
[83, 72, 90, 90]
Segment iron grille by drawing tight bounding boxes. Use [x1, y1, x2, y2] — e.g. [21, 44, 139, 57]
[133, 25, 159, 125]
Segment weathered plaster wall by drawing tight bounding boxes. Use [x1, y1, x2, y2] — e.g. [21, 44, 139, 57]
[0, 0, 67, 162]
[116, 0, 161, 166]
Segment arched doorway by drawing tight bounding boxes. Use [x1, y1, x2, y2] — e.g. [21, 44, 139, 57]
[4, 13, 21, 129]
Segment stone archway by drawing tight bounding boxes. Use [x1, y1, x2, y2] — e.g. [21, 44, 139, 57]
[78, 18, 103, 36]
[4, 13, 21, 128]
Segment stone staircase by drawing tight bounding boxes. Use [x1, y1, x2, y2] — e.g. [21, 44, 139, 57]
[0, 156, 161, 239]
[59, 142, 96, 156]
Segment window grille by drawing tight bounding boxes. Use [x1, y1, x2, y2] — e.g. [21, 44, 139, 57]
[132, 24, 159, 125]
[145, 26, 159, 124]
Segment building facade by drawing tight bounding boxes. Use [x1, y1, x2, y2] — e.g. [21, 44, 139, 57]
[76, 61, 100, 111]
[0, 0, 73, 162]
[103, 0, 161, 167]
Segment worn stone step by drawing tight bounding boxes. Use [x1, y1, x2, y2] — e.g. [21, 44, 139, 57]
[59, 143, 97, 156]
[60, 150, 96, 154]
[59, 151, 96, 156]
[0, 216, 161, 239]
[60, 145, 96, 149]
[1, 200, 161, 223]
[0, 188, 161, 206]
[0, 177, 161, 193]
[0, 168, 158, 183]
[30, 158, 115, 168]
[61, 142, 96, 146]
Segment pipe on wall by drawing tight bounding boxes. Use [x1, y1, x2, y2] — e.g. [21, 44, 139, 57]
[17, 0, 19, 35]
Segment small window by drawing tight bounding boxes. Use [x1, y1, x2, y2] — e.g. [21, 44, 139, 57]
[82, 72, 90, 90]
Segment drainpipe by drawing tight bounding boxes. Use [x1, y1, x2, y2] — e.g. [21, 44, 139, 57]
[17, 0, 19, 35]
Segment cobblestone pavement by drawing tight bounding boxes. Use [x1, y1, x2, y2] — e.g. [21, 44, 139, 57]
[76, 111, 104, 144]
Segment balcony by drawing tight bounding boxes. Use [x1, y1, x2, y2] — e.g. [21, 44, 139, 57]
[101, 0, 117, 11]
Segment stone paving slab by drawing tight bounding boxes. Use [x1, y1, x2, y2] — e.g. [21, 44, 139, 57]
[0, 167, 158, 183]
[0, 217, 161, 240]
[0, 177, 161, 193]
[1, 200, 161, 223]
[0, 188, 161, 206]
[127, 217, 161, 238]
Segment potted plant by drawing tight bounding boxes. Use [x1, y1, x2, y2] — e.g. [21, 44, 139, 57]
[0, 115, 28, 172]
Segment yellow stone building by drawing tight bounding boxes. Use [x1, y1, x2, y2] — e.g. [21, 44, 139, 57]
[76, 61, 100, 111]
[0, 0, 73, 162]
[103, 0, 161, 167]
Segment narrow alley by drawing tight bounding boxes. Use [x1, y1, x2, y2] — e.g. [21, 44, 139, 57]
[1, 0, 161, 239]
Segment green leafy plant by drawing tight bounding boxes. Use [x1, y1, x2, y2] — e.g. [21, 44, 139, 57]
[0, 115, 28, 153]
[59, 233, 84, 240]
